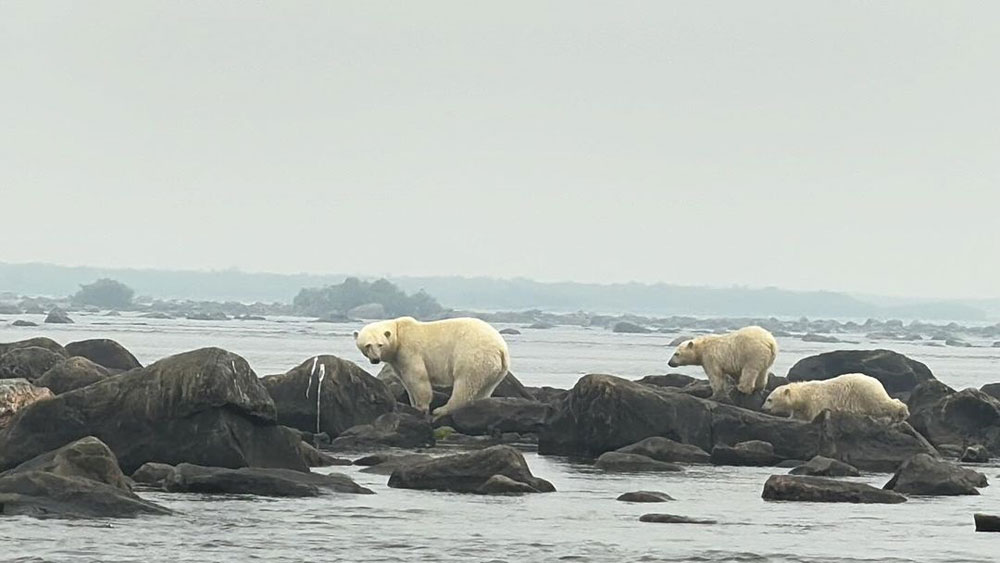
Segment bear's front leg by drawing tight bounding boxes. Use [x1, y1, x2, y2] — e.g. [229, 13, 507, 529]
[398, 364, 433, 416]
[703, 365, 732, 401]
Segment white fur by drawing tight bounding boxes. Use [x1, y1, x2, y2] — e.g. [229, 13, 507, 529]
[354, 316, 510, 418]
[762, 373, 910, 422]
[667, 326, 778, 397]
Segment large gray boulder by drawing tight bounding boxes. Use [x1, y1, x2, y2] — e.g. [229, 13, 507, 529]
[64, 339, 142, 372]
[883, 453, 988, 495]
[0, 347, 307, 473]
[0, 337, 68, 357]
[34, 357, 111, 394]
[762, 475, 906, 504]
[908, 388, 1000, 455]
[262, 355, 396, 438]
[0, 346, 64, 382]
[388, 445, 554, 494]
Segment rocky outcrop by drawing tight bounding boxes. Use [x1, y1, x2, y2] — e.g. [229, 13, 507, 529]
[0, 346, 64, 381]
[434, 398, 550, 436]
[787, 349, 935, 399]
[762, 475, 906, 504]
[0, 437, 170, 518]
[262, 355, 396, 438]
[34, 357, 111, 394]
[44, 308, 74, 324]
[0, 337, 67, 358]
[387, 445, 554, 494]
[814, 411, 938, 472]
[0, 379, 53, 428]
[883, 453, 987, 495]
[0, 347, 307, 473]
[908, 388, 1000, 454]
[163, 463, 373, 496]
[328, 412, 434, 450]
[64, 339, 142, 372]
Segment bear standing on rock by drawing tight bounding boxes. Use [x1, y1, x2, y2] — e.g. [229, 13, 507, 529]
[667, 326, 778, 398]
[762, 373, 910, 422]
[354, 317, 510, 418]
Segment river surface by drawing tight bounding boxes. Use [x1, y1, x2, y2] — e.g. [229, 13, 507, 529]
[1, 313, 998, 562]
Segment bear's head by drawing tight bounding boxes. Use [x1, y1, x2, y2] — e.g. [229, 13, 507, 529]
[667, 340, 698, 367]
[889, 398, 910, 421]
[354, 320, 398, 365]
[762, 385, 794, 415]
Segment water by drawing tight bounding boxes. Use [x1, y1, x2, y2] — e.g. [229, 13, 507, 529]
[1, 313, 998, 562]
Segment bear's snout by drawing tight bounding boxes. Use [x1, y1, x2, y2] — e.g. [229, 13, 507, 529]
[370, 358, 381, 365]
[667, 358, 679, 367]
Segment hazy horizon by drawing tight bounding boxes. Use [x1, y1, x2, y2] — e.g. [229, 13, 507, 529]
[4, 2, 999, 299]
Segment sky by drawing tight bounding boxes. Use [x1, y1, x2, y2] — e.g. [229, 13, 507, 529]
[2, 1, 998, 299]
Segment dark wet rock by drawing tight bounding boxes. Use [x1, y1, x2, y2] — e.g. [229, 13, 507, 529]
[262, 355, 396, 438]
[298, 441, 351, 467]
[789, 456, 860, 477]
[975, 513, 1000, 532]
[711, 440, 777, 467]
[388, 445, 554, 494]
[0, 347, 307, 473]
[980, 383, 1000, 401]
[815, 411, 937, 472]
[0, 337, 68, 358]
[64, 339, 142, 372]
[639, 513, 716, 524]
[0, 436, 170, 518]
[613, 321, 652, 334]
[524, 386, 568, 404]
[34, 357, 111, 394]
[164, 463, 373, 496]
[907, 380, 957, 415]
[329, 412, 434, 450]
[634, 373, 700, 389]
[802, 333, 841, 343]
[434, 398, 550, 436]
[131, 462, 176, 488]
[491, 372, 536, 400]
[936, 444, 965, 458]
[595, 452, 684, 472]
[787, 349, 935, 398]
[908, 388, 1000, 454]
[11, 320, 38, 327]
[960, 445, 990, 463]
[0, 346, 64, 381]
[357, 453, 433, 475]
[539, 374, 714, 458]
[774, 459, 807, 468]
[615, 436, 711, 464]
[498, 328, 521, 335]
[44, 308, 74, 324]
[762, 475, 906, 504]
[476, 474, 541, 494]
[0, 379, 53, 429]
[883, 453, 987, 496]
[710, 404, 820, 462]
[617, 491, 674, 503]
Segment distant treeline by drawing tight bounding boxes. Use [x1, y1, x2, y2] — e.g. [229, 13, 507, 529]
[0, 262, 994, 321]
[292, 278, 442, 318]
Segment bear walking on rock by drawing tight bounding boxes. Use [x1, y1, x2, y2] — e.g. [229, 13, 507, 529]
[354, 317, 510, 418]
[762, 373, 910, 422]
[667, 326, 778, 399]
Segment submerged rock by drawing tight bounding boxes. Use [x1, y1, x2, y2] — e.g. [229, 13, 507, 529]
[883, 453, 987, 496]
[0, 346, 64, 381]
[801, 334, 841, 343]
[787, 349, 935, 398]
[387, 445, 554, 494]
[762, 475, 906, 504]
[34, 357, 111, 394]
[163, 463, 373, 496]
[0, 436, 170, 518]
[0, 347, 307, 473]
[476, 474, 541, 494]
[64, 339, 142, 372]
[357, 453, 433, 475]
[789, 456, 860, 477]
[0, 379, 53, 429]
[498, 328, 521, 335]
[11, 320, 37, 327]
[262, 355, 396, 438]
[711, 440, 777, 466]
[639, 513, 716, 524]
[594, 452, 684, 472]
[617, 491, 674, 503]
[615, 436, 711, 464]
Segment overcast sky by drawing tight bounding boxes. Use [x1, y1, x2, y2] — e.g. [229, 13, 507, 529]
[2, 1, 998, 299]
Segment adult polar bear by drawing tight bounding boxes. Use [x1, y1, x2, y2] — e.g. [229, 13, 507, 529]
[667, 326, 778, 398]
[354, 316, 510, 418]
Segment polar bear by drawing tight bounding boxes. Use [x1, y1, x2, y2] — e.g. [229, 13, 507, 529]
[667, 326, 778, 398]
[354, 316, 510, 418]
[762, 373, 910, 422]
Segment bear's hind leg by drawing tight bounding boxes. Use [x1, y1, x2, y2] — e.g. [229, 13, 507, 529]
[737, 366, 760, 395]
[753, 368, 770, 393]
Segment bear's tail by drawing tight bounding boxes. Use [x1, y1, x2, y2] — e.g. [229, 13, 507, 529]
[499, 347, 511, 378]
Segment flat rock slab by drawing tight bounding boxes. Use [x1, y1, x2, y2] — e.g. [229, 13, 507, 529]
[617, 491, 674, 503]
[164, 463, 374, 496]
[763, 475, 906, 504]
[789, 456, 860, 477]
[640, 513, 716, 524]
[388, 445, 554, 494]
[595, 452, 684, 472]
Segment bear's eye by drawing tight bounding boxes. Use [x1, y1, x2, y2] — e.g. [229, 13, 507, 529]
[384, 330, 391, 338]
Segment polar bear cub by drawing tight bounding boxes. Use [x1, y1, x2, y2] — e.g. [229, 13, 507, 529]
[762, 373, 910, 422]
[354, 316, 510, 418]
[667, 326, 778, 398]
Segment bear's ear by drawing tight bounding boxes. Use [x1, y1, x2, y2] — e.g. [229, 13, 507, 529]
[781, 387, 791, 397]
[353, 331, 359, 339]
[685, 341, 694, 348]
[384, 330, 392, 338]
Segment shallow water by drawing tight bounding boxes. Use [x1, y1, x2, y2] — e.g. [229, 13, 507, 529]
[1, 314, 998, 562]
